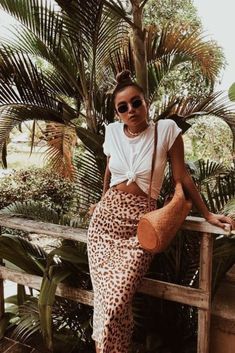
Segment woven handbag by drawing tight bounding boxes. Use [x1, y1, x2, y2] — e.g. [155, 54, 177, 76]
[137, 123, 192, 254]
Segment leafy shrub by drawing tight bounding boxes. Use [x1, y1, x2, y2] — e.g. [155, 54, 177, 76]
[0, 167, 78, 215]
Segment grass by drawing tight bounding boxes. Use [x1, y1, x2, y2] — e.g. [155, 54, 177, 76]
[3, 144, 47, 170]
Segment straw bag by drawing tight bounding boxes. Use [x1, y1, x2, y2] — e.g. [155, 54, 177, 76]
[137, 123, 192, 254]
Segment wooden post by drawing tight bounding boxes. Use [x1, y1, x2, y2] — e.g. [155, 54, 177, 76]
[197, 232, 213, 353]
[0, 226, 5, 319]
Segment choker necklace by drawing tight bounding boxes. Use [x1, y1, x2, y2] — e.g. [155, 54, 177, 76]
[126, 124, 149, 137]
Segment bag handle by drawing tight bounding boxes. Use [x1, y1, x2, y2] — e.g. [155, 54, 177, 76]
[147, 123, 158, 211]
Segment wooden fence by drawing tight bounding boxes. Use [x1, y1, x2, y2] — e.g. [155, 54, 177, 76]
[0, 214, 233, 353]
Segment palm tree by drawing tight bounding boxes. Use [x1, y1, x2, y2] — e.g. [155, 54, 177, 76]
[0, 2, 235, 351]
[0, 0, 235, 182]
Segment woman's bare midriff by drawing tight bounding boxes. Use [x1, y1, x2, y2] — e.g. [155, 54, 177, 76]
[114, 181, 147, 197]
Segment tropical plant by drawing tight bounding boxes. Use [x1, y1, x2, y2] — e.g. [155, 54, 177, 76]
[0, 166, 79, 214]
[0, 0, 234, 181]
[0, 202, 93, 352]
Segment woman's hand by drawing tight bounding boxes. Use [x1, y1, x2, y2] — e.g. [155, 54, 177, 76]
[205, 212, 235, 231]
[88, 203, 98, 216]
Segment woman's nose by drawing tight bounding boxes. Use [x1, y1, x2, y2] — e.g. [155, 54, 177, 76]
[127, 103, 135, 112]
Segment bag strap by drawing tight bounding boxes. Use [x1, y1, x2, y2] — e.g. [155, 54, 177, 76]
[147, 123, 158, 211]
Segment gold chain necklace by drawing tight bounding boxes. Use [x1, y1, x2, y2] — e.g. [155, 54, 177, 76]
[126, 124, 149, 136]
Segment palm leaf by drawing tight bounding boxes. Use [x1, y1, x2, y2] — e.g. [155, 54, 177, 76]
[73, 150, 103, 211]
[202, 170, 235, 213]
[104, 0, 134, 28]
[222, 198, 235, 218]
[0, 1, 81, 94]
[0, 313, 13, 339]
[11, 297, 41, 343]
[147, 24, 221, 83]
[39, 265, 71, 350]
[0, 234, 47, 275]
[190, 159, 227, 184]
[43, 123, 78, 179]
[0, 200, 61, 224]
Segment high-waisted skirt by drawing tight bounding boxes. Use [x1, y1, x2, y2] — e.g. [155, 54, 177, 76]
[87, 187, 156, 353]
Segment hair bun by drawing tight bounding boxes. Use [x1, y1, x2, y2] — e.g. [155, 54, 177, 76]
[116, 69, 132, 84]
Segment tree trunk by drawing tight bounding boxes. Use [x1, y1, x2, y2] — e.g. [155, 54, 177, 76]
[131, 0, 148, 96]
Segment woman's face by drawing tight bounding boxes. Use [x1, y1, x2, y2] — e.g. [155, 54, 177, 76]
[114, 86, 148, 128]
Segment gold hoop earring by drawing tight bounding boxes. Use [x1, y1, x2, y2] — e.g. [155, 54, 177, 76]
[115, 114, 121, 122]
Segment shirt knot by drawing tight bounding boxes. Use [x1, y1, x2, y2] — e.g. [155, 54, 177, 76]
[126, 171, 136, 185]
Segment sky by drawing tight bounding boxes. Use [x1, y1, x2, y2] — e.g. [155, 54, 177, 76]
[0, 1, 234, 91]
[194, 0, 235, 91]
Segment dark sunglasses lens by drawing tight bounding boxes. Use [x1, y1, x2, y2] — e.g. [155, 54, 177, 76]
[132, 99, 142, 109]
[117, 104, 128, 113]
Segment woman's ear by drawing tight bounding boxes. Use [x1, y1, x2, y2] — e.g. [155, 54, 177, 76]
[115, 110, 121, 122]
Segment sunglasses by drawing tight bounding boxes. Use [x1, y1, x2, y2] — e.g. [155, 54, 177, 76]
[117, 98, 143, 114]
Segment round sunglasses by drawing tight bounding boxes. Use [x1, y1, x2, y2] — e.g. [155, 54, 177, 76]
[117, 98, 143, 114]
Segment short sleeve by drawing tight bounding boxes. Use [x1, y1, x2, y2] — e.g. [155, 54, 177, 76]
[166, 120, 182, 151]
[103, 124, 111, 157]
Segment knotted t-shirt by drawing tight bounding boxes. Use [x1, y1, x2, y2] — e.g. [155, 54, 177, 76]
[103, 119, 182, 199]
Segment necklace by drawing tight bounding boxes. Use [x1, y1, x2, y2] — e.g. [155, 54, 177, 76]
[126, 124, 149, 136]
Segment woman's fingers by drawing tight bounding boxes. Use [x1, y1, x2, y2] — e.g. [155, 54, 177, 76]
[207, 213, 235, 231]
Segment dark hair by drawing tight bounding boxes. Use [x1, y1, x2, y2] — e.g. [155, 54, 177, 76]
[112, 70, 145, 104]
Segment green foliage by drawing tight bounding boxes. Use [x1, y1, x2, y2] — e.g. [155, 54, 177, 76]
[228, 82, 235, 101]
[185, 116, 233, 166]
[0, 0, 233, 176]
[143, 0, 225, 100]
[144, 0, 201, 30]
[0, 167, 78, 214]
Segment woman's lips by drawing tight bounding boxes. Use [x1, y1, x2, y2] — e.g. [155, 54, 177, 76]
[129, 115, 137, 120]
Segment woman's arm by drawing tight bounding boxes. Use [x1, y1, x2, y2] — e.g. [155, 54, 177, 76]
[168, 134, 234, 230]
[102, 157, 111, 197]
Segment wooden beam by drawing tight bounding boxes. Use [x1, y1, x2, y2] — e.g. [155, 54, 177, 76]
[0, 266, 209, 309]
[181, 216, 233, 236]
[0, 226, 5, 319]
[197, 233, 213, 353]
[0, 215, 87, 243]
[139, 278, 209, 309]
[0, 266, 93, 306]
[0, 215, 232, 242]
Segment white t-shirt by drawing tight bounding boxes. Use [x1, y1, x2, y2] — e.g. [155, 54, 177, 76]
[103, 119, 182, 199]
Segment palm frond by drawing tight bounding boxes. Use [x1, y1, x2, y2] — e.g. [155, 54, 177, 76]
[0, 1, 81, 94]
[154, 93, 235, 143]
[0, 47, 77, 116]
[222, 198, 235, 219]
[39, 265, 71, 350]
[203, 170, 235, 213]
[11, 297, 41, 343]
[104, 0, 134, 28]
[189, 159, 228, 184]
[109, 38, 135, 78]
[73, 150, 103, 211]
[0, 234, 46, 275]
[0, 200, 61, 223]
[75, 126, 105, 156]
[147, 24, 222, 84]
[42, 123, 78, 179]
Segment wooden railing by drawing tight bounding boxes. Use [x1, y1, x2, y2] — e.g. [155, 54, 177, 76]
[0, 214, 233, 353]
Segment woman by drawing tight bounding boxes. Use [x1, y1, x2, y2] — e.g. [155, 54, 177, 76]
[87, 70, 234, 353]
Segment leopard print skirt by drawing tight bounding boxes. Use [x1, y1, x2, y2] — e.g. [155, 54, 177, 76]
[87, 187, 156, 353]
